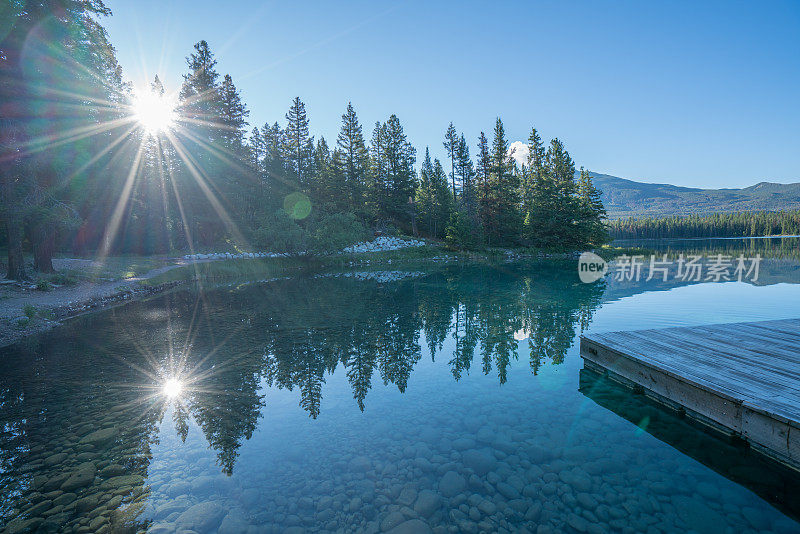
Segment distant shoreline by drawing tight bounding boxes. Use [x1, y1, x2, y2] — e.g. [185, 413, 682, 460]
[613, 235, 800, 243]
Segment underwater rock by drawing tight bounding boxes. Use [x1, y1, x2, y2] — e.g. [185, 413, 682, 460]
[461, 449, 496, 476]
[52, 492, 77, 507]
[438, 471, 466, 498]
[413, 490, 441, 518]
[80, 427, 117, 447]
[495, 481, 520, 500]
[26, 499, 53, 517]
[4, 517, 44, 534]
[349, 456, 372, 472]
[385, 519, 432, 534]
[61, 462, 96, 491]
[99, 464, 126, 478]
[43, 452, 68, 467]
[379, 511, 406, 531]
[397, 486, 416, 506]
[175, 502, 225, 532]
[218, 510, 251, 534]
[88, 515, 108, 531]
[451, 438, 476, 451]
[75, 495, 100, 512]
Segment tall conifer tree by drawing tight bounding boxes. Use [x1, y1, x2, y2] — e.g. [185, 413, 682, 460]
[336, 102, 369, 211]
[443, 122, 458, 201]
[282, 97, 313, 191]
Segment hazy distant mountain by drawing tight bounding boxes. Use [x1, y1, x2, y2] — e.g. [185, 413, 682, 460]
[588, 173, 800, 218]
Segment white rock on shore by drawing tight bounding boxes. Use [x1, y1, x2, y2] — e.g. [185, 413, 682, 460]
[182, 236, 427, 261]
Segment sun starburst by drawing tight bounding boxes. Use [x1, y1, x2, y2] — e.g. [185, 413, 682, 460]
[132, 89, 176, 134]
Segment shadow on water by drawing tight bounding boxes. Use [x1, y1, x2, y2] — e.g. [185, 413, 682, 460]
[579, 368, 800, 522]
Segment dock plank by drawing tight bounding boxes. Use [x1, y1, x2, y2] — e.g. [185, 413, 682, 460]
[580, 318, 800, 470]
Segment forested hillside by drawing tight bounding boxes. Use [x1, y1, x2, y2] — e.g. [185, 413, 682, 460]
[609, 210, 800, 240]
[591, 174, 800, 218]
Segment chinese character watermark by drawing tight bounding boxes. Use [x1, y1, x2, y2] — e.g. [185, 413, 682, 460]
[578, 253, 761, 283]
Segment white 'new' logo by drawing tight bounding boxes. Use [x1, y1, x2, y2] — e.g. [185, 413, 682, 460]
[578, 252, 607, 283]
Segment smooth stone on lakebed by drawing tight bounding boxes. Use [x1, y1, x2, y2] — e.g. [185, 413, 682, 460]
[52, 492, 77, 507]
[61, 462, 97, 491]
[99, 464, 126, 478]
[80, 427, 117, 446]
[349, 455, 372, 472]
[75, 495, 99, 512]
[380, 510, 406, 531]
[413, 490, 441, 518]
[218, 510, 251, 534]
[672, 495, 726, 532]
[88, 515, 108, 530]
[451, 437, 476, 451]
[385, 519, 432, 534]
[176, 502, 225, 532]
[102, 474, 143, 489]
[495, 481, 521, 500]
[44, 452, 68, 467]
[4, 517, 44, 534]
[43, 472, 70, 492]
[462, 449, 496, 476]
[397, 486, 417, 506]
[26, 499, 53, 517]
[439, 471, 466, 498]
[559, 469, 593, 492]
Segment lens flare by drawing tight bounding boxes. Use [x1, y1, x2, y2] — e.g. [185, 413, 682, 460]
[132, 90, 176, 134]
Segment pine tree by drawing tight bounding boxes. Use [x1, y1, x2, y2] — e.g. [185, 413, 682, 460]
[545, 138, 579, 247]
[260, 121, 287, 208]
[335, 102, 369, 212]
[247, 126, 267, 220]
[218, 74, 249, 150]
[382, 114, 416, 227]
[475, 132, 492, 240]
[179, 40, 221, 137]
[311, 137, 341, 211]
[456, 134, 475, 210]
[282, 97, 313, 191]
[178, 40, 226, 246]
[521, 128, 544, 232]
[415, 148, 435, 236]
[431, 158, 454, 237]
[576, 167, 609, 246]
[217, 74, 251, 224]
[248, 126, 265, 174]
[368, 121, 388, 219]
[415, 149, 452, 238]
[523, 127, 555, 245]
[485, 118, 520, 245]
[443, 122, 458, 201]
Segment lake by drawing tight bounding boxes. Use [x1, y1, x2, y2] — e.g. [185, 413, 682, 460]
[2, 238, 800, 533]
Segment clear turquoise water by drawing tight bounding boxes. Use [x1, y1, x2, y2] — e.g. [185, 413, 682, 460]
[1, 243, 800, 533]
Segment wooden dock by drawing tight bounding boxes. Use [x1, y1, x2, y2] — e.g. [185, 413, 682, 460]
[579, 318, 800, 470]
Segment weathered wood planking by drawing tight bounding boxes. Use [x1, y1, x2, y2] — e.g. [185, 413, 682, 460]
[580, 318, 800, 470]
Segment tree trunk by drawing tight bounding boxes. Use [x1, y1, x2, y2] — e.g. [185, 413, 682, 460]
[33, 225, 55, 273]
[6, 216, 26, 280]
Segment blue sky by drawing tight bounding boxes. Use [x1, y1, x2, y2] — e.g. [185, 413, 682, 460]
[104, 0, 800, 188]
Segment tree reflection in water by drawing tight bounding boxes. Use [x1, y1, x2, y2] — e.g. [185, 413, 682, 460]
[0, 261, 604, 524]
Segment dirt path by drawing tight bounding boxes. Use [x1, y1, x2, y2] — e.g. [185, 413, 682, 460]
[0, 258, 200, 348]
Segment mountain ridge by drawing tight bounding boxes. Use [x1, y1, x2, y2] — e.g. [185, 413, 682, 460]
[586, 172, 800, 218]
